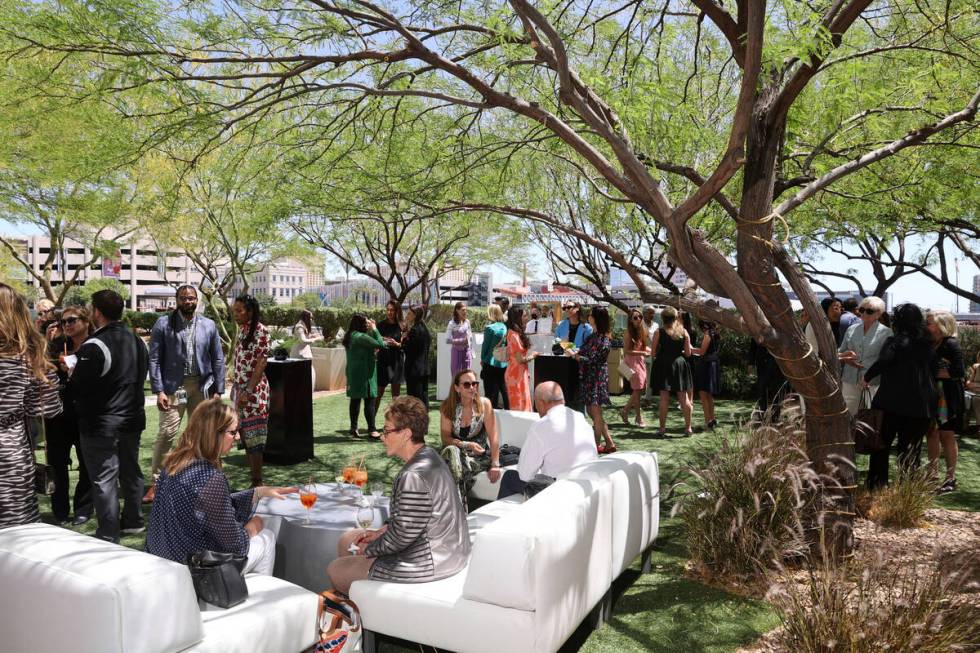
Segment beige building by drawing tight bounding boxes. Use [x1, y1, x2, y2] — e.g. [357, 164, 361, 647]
[5, 234, 204, 310]
[226, 257, 326, 305]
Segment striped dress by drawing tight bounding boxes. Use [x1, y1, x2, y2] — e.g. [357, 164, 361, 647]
[0, 357, 62, 527]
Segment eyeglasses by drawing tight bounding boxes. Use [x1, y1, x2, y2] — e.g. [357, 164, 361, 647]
[380, 426, 403, 438]
[458, 381, 478, 389]
[61, 317, 80, 325]
[631, 316, 641, 321]
[222, 428, 239, 436]
[857, 308, 877, 315]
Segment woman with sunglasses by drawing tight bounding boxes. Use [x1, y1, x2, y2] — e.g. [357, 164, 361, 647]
[44, 306, 95, 525]
[439, 369, 500, 508]
[838, 296, 891, 416]
[620, 308, 650, 426]
[146, 397, 295, 575]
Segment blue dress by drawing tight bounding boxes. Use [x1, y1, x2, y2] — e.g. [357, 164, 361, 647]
[146, 459, 255, 562]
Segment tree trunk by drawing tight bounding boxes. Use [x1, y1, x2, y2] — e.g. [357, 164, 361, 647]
[739, 102, 855, 555]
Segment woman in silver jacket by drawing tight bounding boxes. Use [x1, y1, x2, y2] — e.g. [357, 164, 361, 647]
[329, 396, 471, 594]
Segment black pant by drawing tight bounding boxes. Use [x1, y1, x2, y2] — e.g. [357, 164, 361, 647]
[45, 411, 92, 521]
[79, 425, 144, 543]
[349, 397, 378, 433]
[866, 412, 931, 490]
[497, 469, 527, 499]
[481, 366, 509, 410]
[406, 375, 429, 409]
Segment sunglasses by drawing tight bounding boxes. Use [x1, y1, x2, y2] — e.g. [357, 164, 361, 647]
[61, 317, 81, 325]
[857, 307, 877, 315]
[458, 381, 479, 389]
[631, 316, 642, 320]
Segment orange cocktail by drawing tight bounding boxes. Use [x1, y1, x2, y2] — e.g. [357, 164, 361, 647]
[342, 465, 357, 484]
[353, 469, 368, 488]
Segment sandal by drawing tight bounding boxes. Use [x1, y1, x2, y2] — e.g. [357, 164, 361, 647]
[604, 443, 618, 454]
[619, 407, 630, 425]
[656, 428, 667, 438]
[937, 478, 957, 494]
[369, 431, 382, 440]
[349, 428, 361, 439]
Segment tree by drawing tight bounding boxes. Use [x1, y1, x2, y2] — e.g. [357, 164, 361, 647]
[62, 277, 130, 307]
[291, 291, 322, 310]
[8, 0, 977, 554]
[0, 45, 141, 304]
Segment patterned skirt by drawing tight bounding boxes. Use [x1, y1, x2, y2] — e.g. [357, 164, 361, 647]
[239, 414, 268, 454]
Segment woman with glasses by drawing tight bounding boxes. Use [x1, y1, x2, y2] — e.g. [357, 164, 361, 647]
[439, 369, 500, 508]
[620, 308, 650, 427]
[44, 306, 95, 525]
[146, 397, 295, 575]
[0, 283, 62, 528]
[838, 296, 892, 415]
[231, 295, 270, 487]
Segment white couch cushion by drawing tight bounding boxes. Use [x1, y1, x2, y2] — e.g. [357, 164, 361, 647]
[462, 479, 613, 634]
[185, 574, 319, 653]
[351, 569, 536, 653]
[565, 451, 659, 576]
[0, 523, 203, 653]
[493, 409, 538, 448]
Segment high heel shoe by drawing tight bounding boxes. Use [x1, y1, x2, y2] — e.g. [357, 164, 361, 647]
[619, 407, 630, 425]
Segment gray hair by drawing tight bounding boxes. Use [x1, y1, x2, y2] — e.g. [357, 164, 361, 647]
[859, 296, 886, 314]
[534, 381, 565, 404]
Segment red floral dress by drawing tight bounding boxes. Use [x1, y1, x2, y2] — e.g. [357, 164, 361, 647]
[233, 322, 270, 454]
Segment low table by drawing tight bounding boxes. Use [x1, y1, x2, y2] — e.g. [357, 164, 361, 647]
[255, 483, 388, 592]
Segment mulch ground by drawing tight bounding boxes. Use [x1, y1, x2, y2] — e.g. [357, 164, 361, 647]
[737, 507, 980, 652]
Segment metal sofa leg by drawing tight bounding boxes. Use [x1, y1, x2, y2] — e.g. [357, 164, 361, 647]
[362, 629, 377, 653]
[641, 545, 653, 574]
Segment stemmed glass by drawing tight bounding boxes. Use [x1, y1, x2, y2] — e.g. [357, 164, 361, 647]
[370, 482, 384, 505]
[334, 470, 346, 493]
[299, 476, 317, 525]
[355, 497, 375, 531]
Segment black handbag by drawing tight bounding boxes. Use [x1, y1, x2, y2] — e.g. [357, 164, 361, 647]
[186, 551, 249, 608]
[498, 444, 521, 466]
[853, 388, 886, 455]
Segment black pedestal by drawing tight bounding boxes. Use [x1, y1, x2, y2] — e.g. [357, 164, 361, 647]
[265, 358, 313, 464]
[534, 355, 580, 405]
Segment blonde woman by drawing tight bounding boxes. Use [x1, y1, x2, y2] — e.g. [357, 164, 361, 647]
[650, 307, 693, 436]
[620, 308, 649, 426]
[479, 304, 509, 409]
[145, 397, 295, 575]
[0, 283, 62, 527]
[925, 310, 963, 494]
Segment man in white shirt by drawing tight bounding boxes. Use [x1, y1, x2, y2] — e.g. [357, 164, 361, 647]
[497, 381, 599, 499]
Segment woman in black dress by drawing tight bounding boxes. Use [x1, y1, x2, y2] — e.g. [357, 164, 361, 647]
[863, 303, 937, 490]
[375, 300, 405, 414]
[402, 304, 431, 409]
[693, 319, 721, 431]
[650, 306, 693, 436]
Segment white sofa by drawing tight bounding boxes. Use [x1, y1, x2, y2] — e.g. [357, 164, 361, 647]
[469, 409, 540, 502]
[351, 450, 660, 653]
[0, 523, 320, 653]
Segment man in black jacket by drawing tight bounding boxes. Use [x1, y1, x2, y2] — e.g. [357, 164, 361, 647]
[70, 290, 149, 542]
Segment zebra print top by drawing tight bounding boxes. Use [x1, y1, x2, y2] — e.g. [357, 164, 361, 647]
[0, 357, 62, 527]
[366, 445, 470, 583]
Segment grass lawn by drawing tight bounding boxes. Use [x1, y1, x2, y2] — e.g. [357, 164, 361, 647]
[40, 392, 979, 652]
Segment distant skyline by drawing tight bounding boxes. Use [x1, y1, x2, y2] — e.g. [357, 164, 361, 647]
[5, 220, 977, 312]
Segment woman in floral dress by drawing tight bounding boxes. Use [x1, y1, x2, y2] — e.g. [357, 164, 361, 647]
[232, 295, 270, 487]
[504, 307, 537, 411]
[445, 302, 473, 377]
[572, 306, 615, 453]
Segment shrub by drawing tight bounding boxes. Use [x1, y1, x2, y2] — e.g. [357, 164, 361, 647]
[123, 310, 164, 331]
[674, 414, 830, 580]
[866, 470, 935, 529]
[771, 548, 980, 653]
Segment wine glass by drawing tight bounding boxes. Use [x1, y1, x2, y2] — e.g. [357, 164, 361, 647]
[355, 499, 375, 531]
[299, 476, 317, 525]
[334, 470, 346, 493]
[353, 468, 368, 490]
[370, 482, 384, 505]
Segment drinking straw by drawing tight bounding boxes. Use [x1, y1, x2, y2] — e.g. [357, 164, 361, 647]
[358, 455, 365, 471]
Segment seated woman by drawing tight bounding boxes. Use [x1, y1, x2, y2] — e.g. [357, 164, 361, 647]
[328, 396, 470, 595]
[146, 397, 295, 575]
[440, 369, 501, 509]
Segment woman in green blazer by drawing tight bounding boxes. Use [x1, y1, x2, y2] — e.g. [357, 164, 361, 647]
[344, 314, 385, 439]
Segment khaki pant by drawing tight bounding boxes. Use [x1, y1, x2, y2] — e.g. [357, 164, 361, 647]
[150, 376, 206, 481]
[327, 528, 375, 594]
